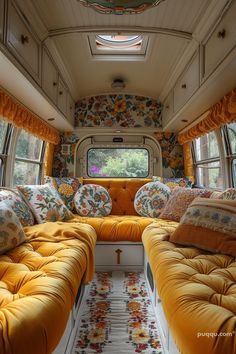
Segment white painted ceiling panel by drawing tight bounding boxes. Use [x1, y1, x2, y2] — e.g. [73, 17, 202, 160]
[15, 0, 218, 102]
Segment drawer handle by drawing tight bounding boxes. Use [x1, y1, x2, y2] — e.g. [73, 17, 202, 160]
[21, 34, 29, 44]
[53, 82, 57, 86]
[70, 106, 73, 110]
[217, 29, 226, 39]
[181, 83, 187, 89]
[165, 105, 169, 109]
[59, 91, 63, 95]
[115, 249, 122, 265]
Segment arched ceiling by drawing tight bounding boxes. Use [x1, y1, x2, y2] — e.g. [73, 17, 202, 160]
[18, 0, 216, 101]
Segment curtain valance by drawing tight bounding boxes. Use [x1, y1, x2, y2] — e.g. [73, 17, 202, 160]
[0, 88, 60, 145]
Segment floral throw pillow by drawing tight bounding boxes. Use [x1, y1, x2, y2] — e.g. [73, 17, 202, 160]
[160, 187, 212, 222]
[17, 184, 73, 224]
[0, 203, 26, 255]
[0, 188, 34, 226]
[218, 188, 236, 200]
[44, 176, 82, 211]
[163, 177, 193, 189]
[169, 198, 236, 257]
[134, 181, 171, 218]
[74, 184, 112, 217]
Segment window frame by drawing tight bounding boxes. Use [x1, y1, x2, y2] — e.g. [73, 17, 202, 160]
[12, 129, 45, 186]
[192, 129, 226, 190]
[223, 124, 236, 187]
[86, 146, 150, 178]
[0, 122, 13, 186]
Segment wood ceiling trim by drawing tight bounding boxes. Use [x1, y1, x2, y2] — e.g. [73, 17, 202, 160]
[46, 26, 192, 40]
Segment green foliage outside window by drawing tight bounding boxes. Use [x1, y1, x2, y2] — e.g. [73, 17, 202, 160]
[88, 148, 149, 178]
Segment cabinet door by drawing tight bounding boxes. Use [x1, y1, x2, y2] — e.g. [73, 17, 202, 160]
[203, 0, 236, 80]
[58, 77, 68, 116]
[95, 244, 143, 266]
[7, 1, 41, 83]
[67, 93, 75, 126]
[0, 0, 4, 42]
[162, 91, 173, 127]
[42, 48, 58, 104]
[173, 50, 199, 113]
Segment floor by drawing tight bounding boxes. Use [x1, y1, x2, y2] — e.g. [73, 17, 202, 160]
[70, 271, 165, 354]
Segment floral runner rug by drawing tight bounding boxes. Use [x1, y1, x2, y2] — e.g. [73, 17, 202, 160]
[71, 271, 164, 354]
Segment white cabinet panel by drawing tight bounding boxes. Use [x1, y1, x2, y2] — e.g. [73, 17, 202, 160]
[95, 244, 143, 266]
[42, 47, 58, 104]
[58, 76, 68, 116]
[7, 1, 41, 83]
[0, 0, 4, 42]
[173, 50, 199, 113]
[203, 0, 236, 80]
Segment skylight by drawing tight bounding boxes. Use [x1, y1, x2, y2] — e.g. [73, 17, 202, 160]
[88, 33, 149, 60]
[96, 35, 142, 51]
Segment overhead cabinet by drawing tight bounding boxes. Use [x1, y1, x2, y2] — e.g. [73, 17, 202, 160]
[42, 47, 58, 105]
[6, 0, 41, 83]
[0, 0, 4, 42]
[202, 0, 236, 80]
[173, 50, 200, 113]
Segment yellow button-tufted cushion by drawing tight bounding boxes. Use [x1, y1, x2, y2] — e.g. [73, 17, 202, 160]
[71, 215, 162, 242]
[83, 178, 152, 215]
[0, 222, 96, 354]
[142, 223, 236, 354]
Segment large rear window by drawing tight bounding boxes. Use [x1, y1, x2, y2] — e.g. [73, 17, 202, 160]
[87, 148, 149, 178]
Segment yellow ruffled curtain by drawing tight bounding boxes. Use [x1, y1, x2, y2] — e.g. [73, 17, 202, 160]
[44, 143, 55, 176]
[178, 88, 236, 180]
[182, 142, 194, 181]
[0, 88, 60, 145]
[178, 88, 236, 145]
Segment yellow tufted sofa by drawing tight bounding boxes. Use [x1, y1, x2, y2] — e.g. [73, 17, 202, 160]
[142, 223, 236, 354]
[71, 178, 174, 241]
[0, 222, 97, 354]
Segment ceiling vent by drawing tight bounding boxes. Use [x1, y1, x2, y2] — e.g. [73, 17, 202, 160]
[111, 78, 126, 90]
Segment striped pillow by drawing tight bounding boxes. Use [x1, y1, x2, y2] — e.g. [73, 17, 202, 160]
[169, 198, 236, 257]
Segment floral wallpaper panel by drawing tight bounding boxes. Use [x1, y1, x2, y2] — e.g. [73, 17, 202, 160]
[75, 95, 162, 128]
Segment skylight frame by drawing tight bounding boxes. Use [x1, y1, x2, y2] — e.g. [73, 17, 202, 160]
[88, 33, 149, 61]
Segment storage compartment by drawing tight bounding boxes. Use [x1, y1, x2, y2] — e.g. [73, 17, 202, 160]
[0, 0, 4, 42]
[42, 47, 58, 104]
[173, 50, 199, 112]
[95, 243, 143, 266]
[203, 0, 236, 80]
[7, 0, 41, 83]
[162, 90, 173, 127]
[58, 76, 68, 116]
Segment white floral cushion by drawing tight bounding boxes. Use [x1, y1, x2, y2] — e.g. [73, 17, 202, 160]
[0, 203, 26, 255]
[134, 181, 171, 218]
[17, 184, 73, 224]
[0, 188, 34, 226]
[74, 184, 112, 216]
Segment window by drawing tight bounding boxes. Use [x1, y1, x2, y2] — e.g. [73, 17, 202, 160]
[193, 132, 223, 189]
[13, 130, 45, 186]
[0, 120, 12, 185]
[87, 148, 149, 178]
[225, 122, 236, 186]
